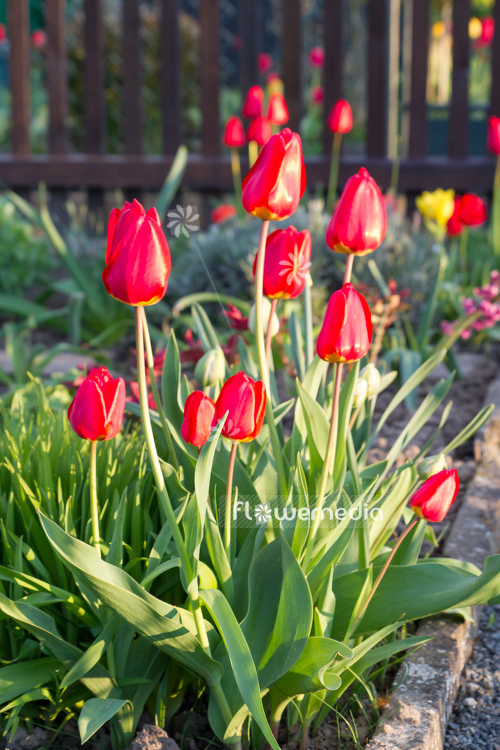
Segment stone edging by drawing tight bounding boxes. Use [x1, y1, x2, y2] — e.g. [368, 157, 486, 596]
[365, 378, 500, 750]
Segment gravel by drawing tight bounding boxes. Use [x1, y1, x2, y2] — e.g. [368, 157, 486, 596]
[444, 605, 500, 750]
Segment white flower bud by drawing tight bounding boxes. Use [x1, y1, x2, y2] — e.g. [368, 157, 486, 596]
[359, 363, 381, 398]
[352, 378, 369, 408]
[194, 346, 226, 387]
[417, 454, 448, 480]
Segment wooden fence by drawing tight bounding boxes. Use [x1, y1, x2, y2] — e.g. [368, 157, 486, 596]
[2, 0, 500, 197]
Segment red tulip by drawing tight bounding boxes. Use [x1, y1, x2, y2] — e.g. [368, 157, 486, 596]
[459, 193, 487, 226]
[246, 116, 272, 146]
[267, 93, 289, 126]
[68, 367, 126, 442]
[308, 46, 325, 68]
[31, 29, 46, 49]
[326, 167, 387, 255]
[223, 116, 246, 148]
[242, 129, 306, 220]
[447, 197, 463, 236]
[316, 283, 373, 363]
[215, 372, 266, 442]
[311, 86, 324, 104]
[409, 469, 460, 523]
[211, 204, 238, 224]
[181, 391, 217, 448]
[242, 86, 264, 119]
[0, 24, 7, 43]
[258, 53, 273, 74]
[328, 99, 353, 134]
[487, 115, 500, 155]
[102, 200, 171, 306]
[252, 226, 311, 299]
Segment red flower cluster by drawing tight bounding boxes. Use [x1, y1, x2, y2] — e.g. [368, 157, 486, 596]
[102, 200, 171, 306]
[252, 226, 311, 299]
[68, 368, 126, 442]
[242, 129, 306, 220]
[181, 372, 266, 447]
[447, 194, 488, 236]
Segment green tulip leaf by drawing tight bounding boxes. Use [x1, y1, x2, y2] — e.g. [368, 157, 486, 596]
[78, 698, 131, 744]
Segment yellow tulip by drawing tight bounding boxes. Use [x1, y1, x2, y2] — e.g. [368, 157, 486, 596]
[469, 17, 482, 40]
[416, 189, 455, 227]
[431, 21, 446, 40]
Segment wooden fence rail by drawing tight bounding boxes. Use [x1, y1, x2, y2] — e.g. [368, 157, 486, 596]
[1, 0, 499, 198]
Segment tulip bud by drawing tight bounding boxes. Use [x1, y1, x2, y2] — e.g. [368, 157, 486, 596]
[194, 347, 226, 387]
[352, 378, 369, 408]
[409, 468, 460, 523]
[246, 116, 272, 147]
[447, 197, 463, 236]
[242, 129, 306, 220]
[326, 168, 386, 256]
[267, 92, 289, 126]
[359, 363, 381, 397]
[316, 283, 372, 364]
[487, 115, 500, 156]
[248, 298, 280, 338]
[266, 73, 284, 96]
[223, 116, 246, 148]
[459, 193, 487, 226]
[328, 99, 353, 134]
[68, 367, 126, 442]
[416, 189, 455, 229]
[215, 372, 266, 442]
[417, 454, 449, 480]
[242, 85, 264, 118]
[181, 391, 217, 448]
[252, 226, 312, 300]
[308, 46, 325, 68]
[102, 200, 171, 306]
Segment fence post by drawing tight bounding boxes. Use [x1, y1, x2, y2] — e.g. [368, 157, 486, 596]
[283, 0, 301, 133]
[448, 0, 470, 158]
[239, 1, 262, 102]
[323, 0, 343, 155]
[408, 0, 430, 158]
[367, 0, 389, 159]
[46, 0, 68, 155]
[8, 0, 30, 157]
[161, 0, 181, 155]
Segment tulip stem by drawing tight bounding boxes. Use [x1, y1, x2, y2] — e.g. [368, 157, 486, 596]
[141, 311, 180, 471]
[255, 220, 287, 496]
[230, 148, 244, 218]
[343, 254, 354, 285]
[89, 440, 101, 557]
[135, 309, 208, 640]
[459, 227, 469, 277]
[265, 298, 278, 368]
[326, 131, 342, 214]
[493, 155, 500, 257]
[347, 518, 418, 639]
[304, 276, 314, 369]
[248, 140, 258, 168]
[224, 442, 238, 563]
[303, 362, 343, 572]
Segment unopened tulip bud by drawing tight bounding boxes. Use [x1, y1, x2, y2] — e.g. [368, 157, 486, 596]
[249, 298, 280, 338]
[409, 468, 460, 523]
[194, 347, 226, 387]
[359, 363, 381, 397]
[417, 454, 448, 480]
[352, 378, 369, 408]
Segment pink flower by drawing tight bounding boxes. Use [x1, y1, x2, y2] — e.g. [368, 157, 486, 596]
[311, 86, 324, 104]
[258, 53, 273, 74]
[308, 46, 325, 68]
[31, 29, 47, 49]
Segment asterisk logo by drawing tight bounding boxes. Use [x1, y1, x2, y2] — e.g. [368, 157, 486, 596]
[254, 503, 272, 525]
[278, 251, 311, 286]
[166, 205, 200, 237]
[207, 417, 241, 449]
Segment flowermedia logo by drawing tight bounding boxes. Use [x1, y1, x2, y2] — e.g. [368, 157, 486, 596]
[278, 250, 311, 285]
[222, 497, 384, 528]
[166, 205, 200, 237]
